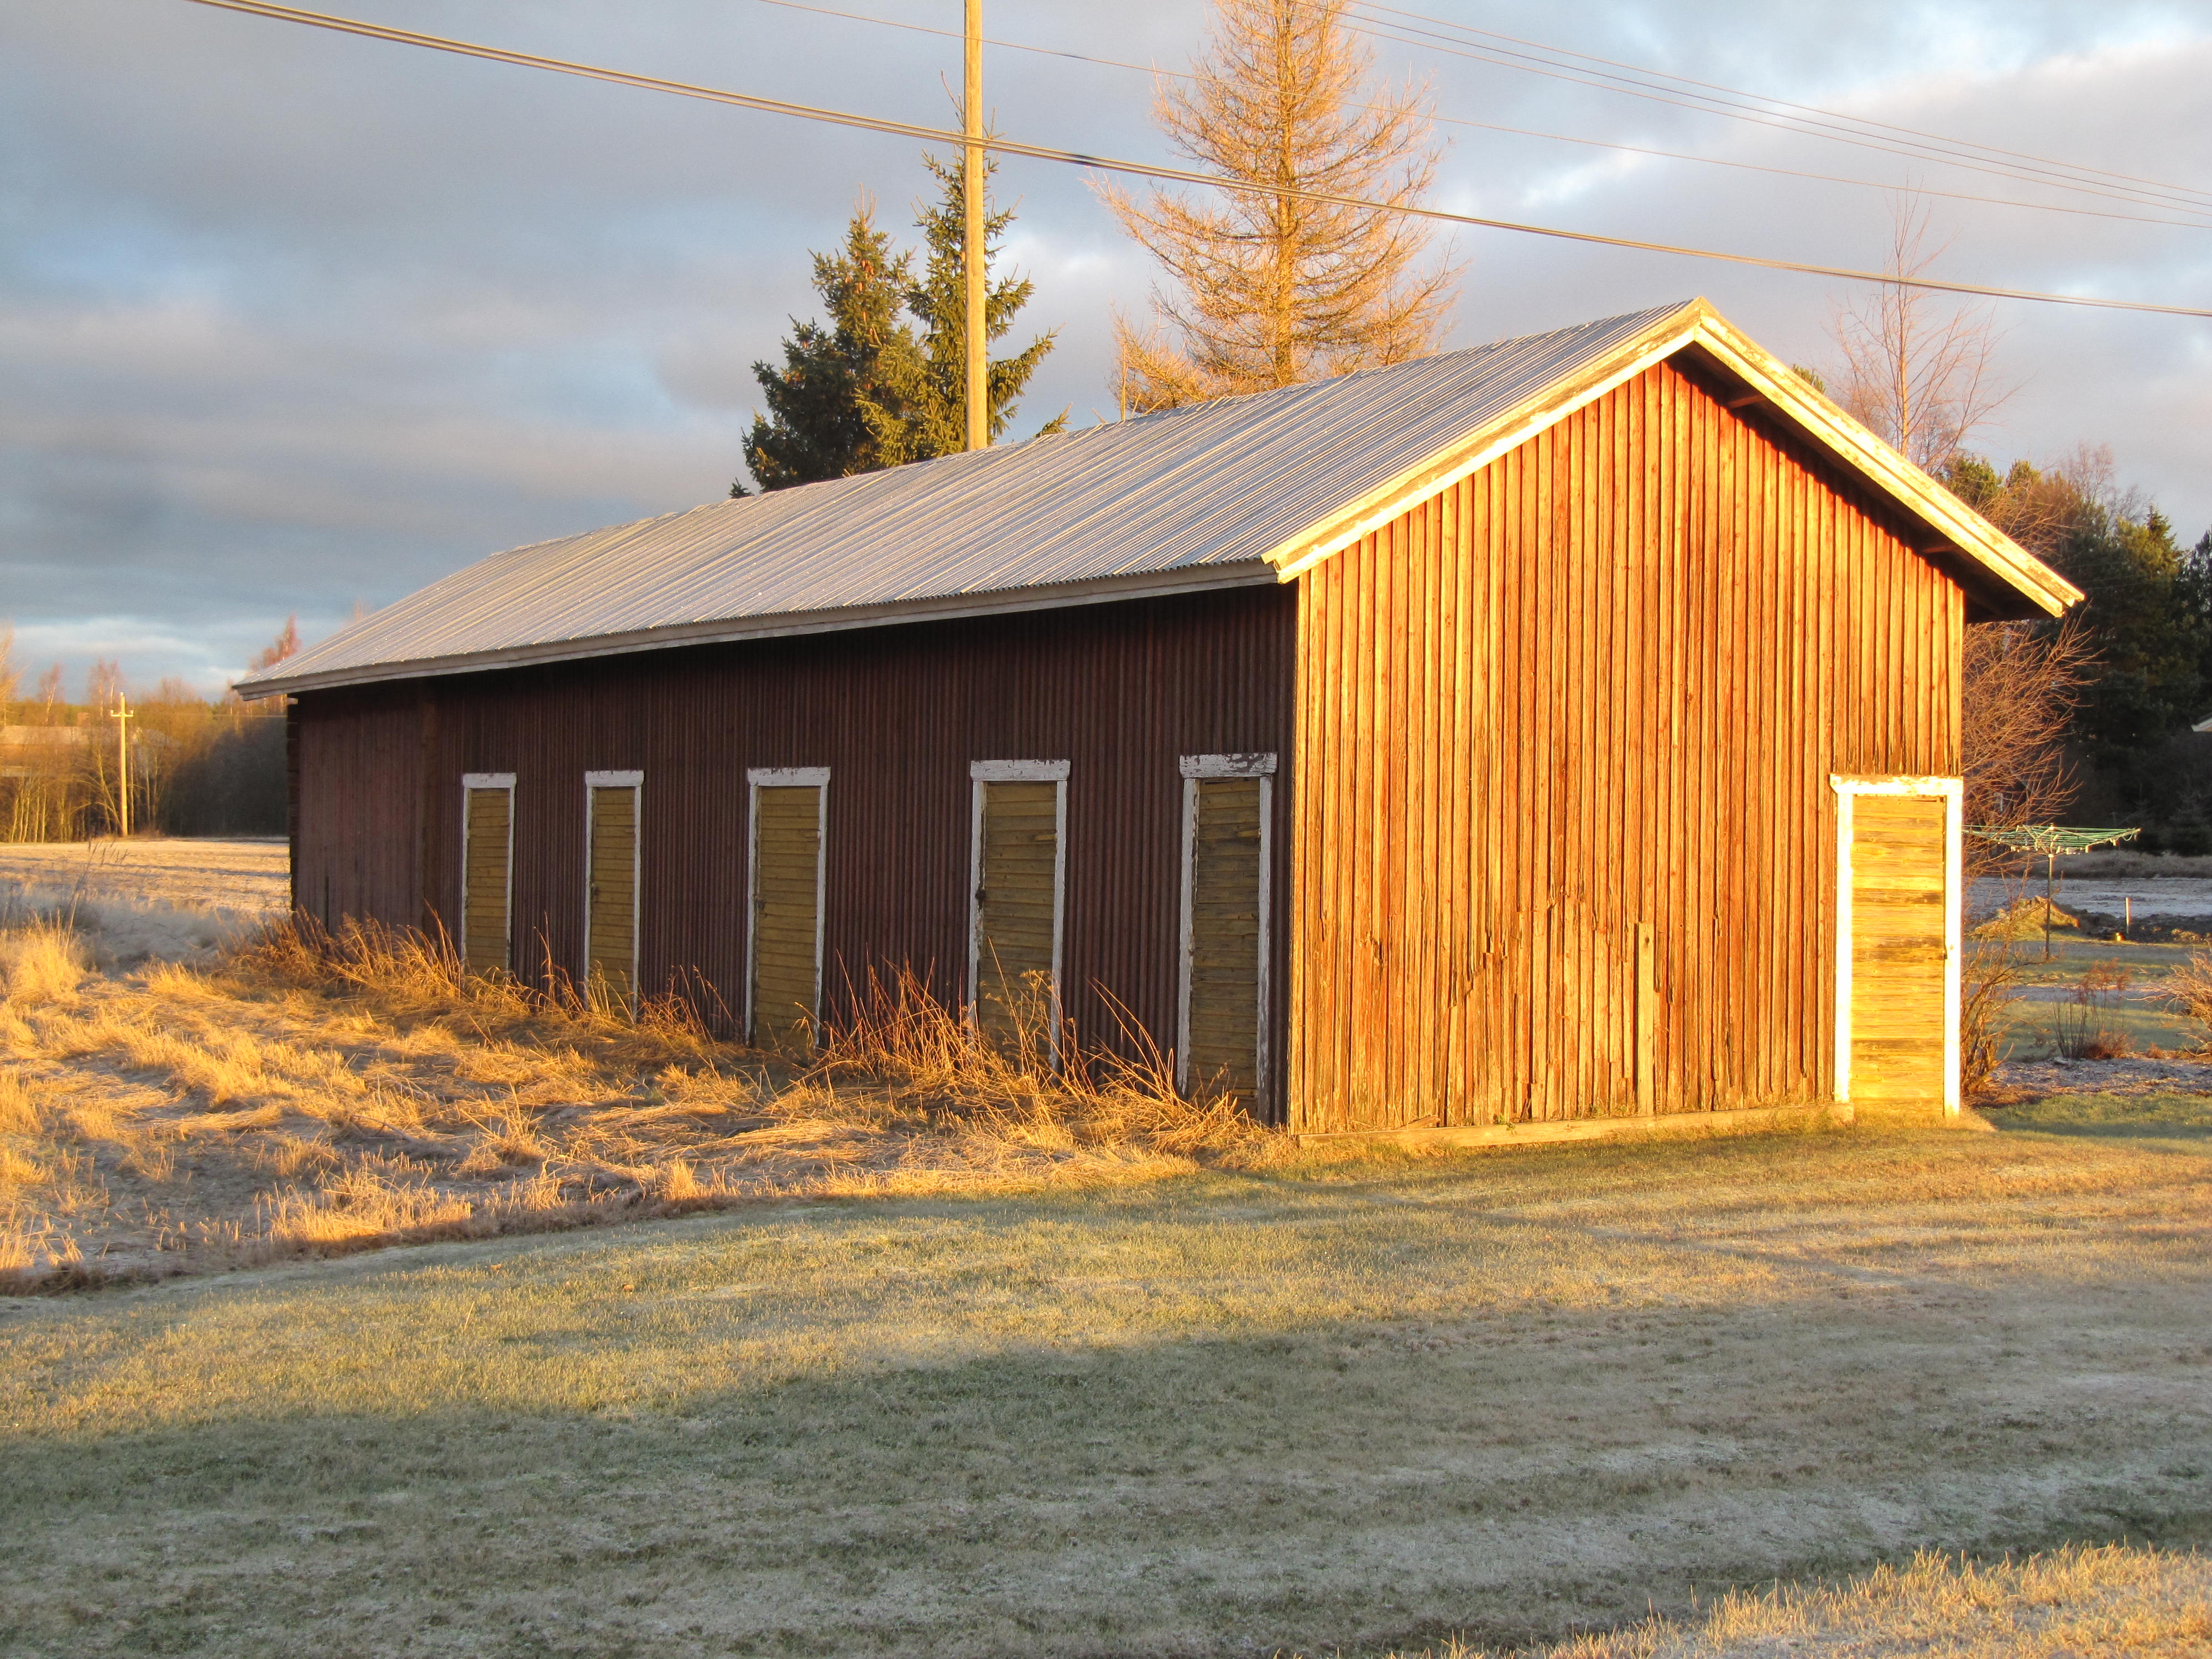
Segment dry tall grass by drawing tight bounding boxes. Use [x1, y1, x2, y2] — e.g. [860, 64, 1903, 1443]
[0, 916, 86, 1004]
[1385, 1542, 2212, 1657]
[0, 915, 1263, 1288]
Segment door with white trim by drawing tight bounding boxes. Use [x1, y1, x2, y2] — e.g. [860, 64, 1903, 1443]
[968, 760, 1067, 1062]
[1834, 776, 1961, 1113]
[460, 772, 514, 976]
[585, 770, 641, 1012]
[748, 767, 827, 1048]
[1178, 753, 1274, 1100]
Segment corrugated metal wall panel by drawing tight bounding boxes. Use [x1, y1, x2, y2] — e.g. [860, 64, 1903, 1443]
[293, 695, 424, 933]
[1287, 356, 1963, 1131]
[291, 587, 1297, 1117]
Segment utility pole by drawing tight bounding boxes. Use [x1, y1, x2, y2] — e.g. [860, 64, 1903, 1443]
[109, 693, 133, 838]
[963, 0, 986, 452]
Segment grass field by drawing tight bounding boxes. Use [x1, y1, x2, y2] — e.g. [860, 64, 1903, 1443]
[5, 877, 2211, 1653]
[0, 837, 289, 920]
[4, 1103, 2211, 1657]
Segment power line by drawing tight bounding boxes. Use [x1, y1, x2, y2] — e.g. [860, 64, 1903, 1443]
[176, 0, 2212, 319]
[1344, 8, 2212, 218]
[1349, 3, 2212, 212]
[747, 0, 2210, 232]
[1357, 1, 2212, 207]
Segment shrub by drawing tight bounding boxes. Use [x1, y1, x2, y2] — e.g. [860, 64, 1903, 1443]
[1959, 943, 2021, 1095]
[2048, 962, 2133, 1060]
[2161, 951, 2212, 1052]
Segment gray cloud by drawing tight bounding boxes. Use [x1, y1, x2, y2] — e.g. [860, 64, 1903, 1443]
[1, 0, 2205, 692]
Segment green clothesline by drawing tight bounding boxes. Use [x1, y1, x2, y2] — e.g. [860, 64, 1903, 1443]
[1965, 825, 2140, 854]
[1964, 825, 2140, 958]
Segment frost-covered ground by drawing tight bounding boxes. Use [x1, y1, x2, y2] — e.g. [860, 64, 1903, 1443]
[0, 839, 286, 965]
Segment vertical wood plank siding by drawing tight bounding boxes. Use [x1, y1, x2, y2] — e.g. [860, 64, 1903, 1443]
[289, 587, 1297, 1114]
[1290, 357, 1963, 1130]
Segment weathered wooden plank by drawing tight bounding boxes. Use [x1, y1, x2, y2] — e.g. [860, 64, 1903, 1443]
[462, 782, 512, 976]
[974, 780, 1060, 1051]
[1185, 776, 1264, 1098]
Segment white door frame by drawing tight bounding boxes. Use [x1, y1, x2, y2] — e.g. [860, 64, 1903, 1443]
[459, 771, 515, 970]
[745, 765, 830, 1043]
[583, 769, 643, 998]
[1830, 773, 1963, 1114]
[1176, 753, 1276, 1096]
[968, 759, 1070, 1063]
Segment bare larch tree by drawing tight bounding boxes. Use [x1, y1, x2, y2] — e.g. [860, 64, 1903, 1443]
[1100, 0, 1459, 411]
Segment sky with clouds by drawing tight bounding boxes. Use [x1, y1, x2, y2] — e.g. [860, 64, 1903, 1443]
[2, 0, 2206, 694]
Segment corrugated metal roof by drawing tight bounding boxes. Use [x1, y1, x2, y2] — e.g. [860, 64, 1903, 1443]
[242, 302, 1697, 695]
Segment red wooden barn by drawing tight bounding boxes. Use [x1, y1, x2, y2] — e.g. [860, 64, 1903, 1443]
[241, 300, 2079, 1134]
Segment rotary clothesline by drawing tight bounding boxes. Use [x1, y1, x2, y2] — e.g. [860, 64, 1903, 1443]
[1965, 823, 2140, 958]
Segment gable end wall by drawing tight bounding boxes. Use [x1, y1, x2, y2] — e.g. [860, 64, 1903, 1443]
[1287, 354, 1963, 1130]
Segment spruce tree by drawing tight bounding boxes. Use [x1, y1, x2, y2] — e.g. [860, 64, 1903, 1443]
[868, 153, 1061, 462]
[737, 208, 924, 494]
[736, 160, 1060, 492]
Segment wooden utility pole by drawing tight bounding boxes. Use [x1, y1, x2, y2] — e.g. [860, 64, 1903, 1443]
[110, 693, 133, 838]
[963, 0, 985, 452]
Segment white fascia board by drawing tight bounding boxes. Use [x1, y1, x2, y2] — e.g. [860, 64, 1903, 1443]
[462, 771, 515, 789]
[1264, 300, 2081, 622]
[748, 766, 830, 786]
[971, 759, 1071, 781]
[585, 769, 643, 787]
[1683, 310, 2080, 618]
[1265, 311, 1703, 581]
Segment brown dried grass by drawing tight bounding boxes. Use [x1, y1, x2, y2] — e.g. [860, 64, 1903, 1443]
[0, 916, 1263, 1289]
[1388, 1541, 2212, 1657]
[0, 917, 86, 1005]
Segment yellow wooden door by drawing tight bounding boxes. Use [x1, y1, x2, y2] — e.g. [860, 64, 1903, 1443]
[752, 784, 822, 1047]
[974, 780, 1060, 1056]
[587, 784, 638, 1010]
[462, 785, 511, 975]
[1848, 794, 1948, 1102]
[1183, 776, 1265, 1098]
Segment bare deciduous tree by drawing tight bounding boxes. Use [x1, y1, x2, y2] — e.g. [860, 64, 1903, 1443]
[1830, 193, 2016, 471]
[84, 659, 124, 711]
[1961, 618, 2097, 875]
[1100, 0, 1459, 411]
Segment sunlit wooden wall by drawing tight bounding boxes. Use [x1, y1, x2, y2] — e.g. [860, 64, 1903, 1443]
[1288, 353, 1964, 1131]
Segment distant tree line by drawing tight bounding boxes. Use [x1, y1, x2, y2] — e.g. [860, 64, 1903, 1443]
[1940, 452, 2212, 848]
[0, 622, 294, 843]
